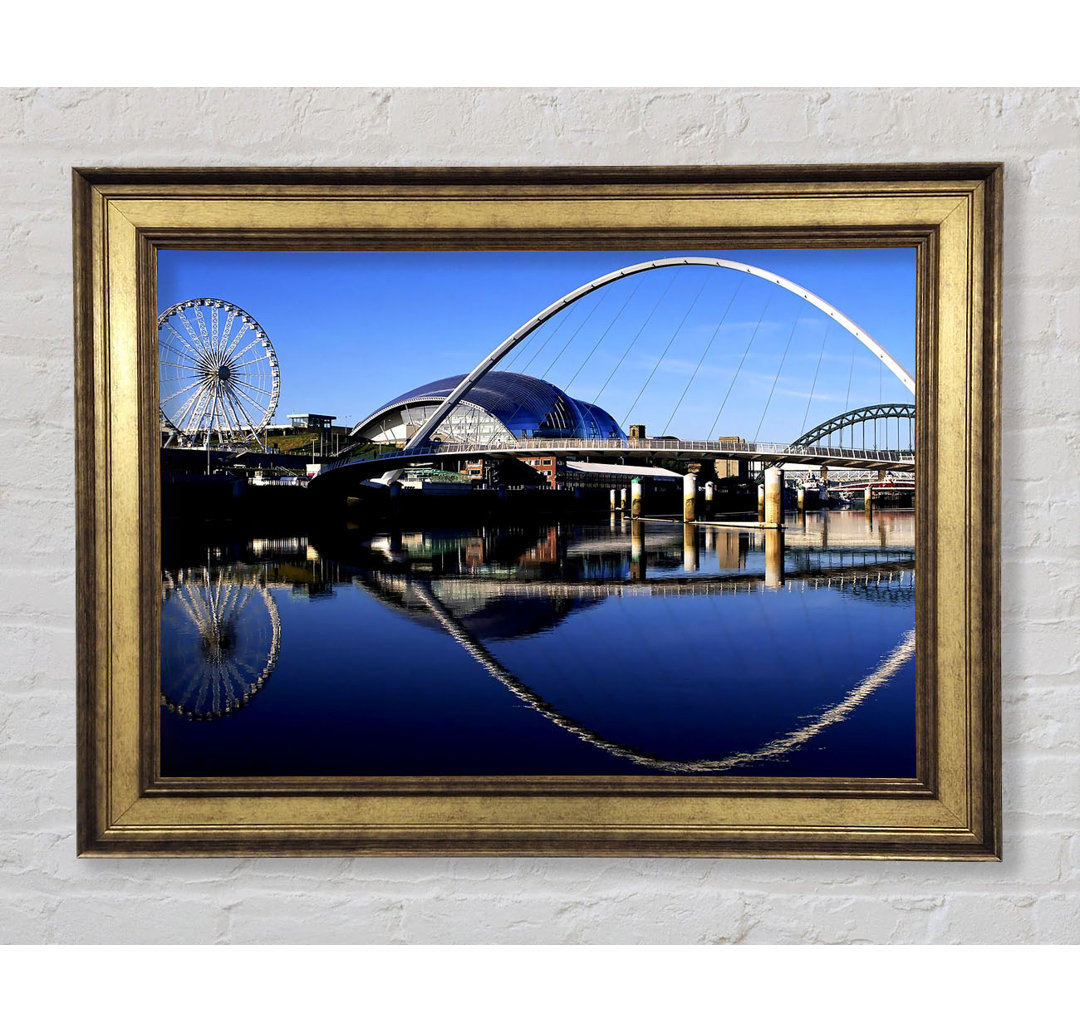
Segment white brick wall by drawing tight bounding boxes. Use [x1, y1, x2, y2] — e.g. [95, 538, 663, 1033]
[1, 87, 1077, 944]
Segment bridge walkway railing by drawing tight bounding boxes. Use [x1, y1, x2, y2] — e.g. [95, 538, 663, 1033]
[317, 437, 914, 477]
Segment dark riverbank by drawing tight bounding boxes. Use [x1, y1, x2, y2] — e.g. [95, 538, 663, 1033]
[162, 463, 760, 543]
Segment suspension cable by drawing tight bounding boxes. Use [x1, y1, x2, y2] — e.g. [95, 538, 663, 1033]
[456, 302, 571, 442]
[591, 272, 678, 406]
[512, 305, 574, 375]
[660, 277, 743, 437]
[563, 276, 644, 394]
[799, 324, 831, 436]
[753, 311, 802, 443]
[844, 335, 857, 411]
[621, 274, 710, 428]
[496, 291, 608, 440]
[706, 295, 772, 441]
[538, 289, 606, 382]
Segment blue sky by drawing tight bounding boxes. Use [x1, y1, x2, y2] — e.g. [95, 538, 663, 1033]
[158, 247, 915, 444]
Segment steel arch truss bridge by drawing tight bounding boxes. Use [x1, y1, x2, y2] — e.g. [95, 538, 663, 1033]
[788, 403, 916, 453]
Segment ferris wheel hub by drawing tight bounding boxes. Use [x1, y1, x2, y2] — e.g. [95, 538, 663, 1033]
[158, 298, 280, 449]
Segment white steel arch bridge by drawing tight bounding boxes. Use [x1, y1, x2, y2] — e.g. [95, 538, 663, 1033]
[315, 256, 916, 489]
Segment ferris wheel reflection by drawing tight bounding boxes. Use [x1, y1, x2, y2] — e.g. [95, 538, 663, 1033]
[160, 568, 281, 721]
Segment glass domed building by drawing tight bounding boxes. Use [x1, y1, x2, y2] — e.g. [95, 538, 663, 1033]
[350, 371, 626, 446]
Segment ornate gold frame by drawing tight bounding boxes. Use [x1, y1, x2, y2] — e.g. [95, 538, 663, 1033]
[73, 165, 1001, 858]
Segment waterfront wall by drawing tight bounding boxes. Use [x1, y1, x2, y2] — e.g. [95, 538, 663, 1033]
[1, 86, 1077, 944]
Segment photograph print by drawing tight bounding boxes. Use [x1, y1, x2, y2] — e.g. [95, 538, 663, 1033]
[156, 246, 918, 781]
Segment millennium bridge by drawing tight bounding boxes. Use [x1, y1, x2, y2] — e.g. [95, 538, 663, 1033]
[306, 257, 915, 495]
[312, 431, 913, 489]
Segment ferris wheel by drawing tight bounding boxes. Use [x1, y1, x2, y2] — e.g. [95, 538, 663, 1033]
[160, 568, 282, 720]
[158, 298, 280, 447]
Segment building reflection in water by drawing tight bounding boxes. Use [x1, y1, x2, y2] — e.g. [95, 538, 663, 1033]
[160, 510, 917, 778]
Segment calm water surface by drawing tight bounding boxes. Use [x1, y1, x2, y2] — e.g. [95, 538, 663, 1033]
[160, 510, 916, 778]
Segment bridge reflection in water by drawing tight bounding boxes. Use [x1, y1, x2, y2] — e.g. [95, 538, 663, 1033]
[160, 510, 916, 779]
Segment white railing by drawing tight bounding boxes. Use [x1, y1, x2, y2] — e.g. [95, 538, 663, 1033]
[317, 436, 914, 475]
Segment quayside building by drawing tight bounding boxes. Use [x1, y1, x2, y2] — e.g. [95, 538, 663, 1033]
[346, 370, 742, 492]
[350, 371, 625, 447]
[349, 371, 684, 491]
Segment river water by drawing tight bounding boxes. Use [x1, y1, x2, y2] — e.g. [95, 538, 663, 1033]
[160, 509, 916, 778]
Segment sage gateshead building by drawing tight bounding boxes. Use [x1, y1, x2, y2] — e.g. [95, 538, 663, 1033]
[349, 371, 626, 446]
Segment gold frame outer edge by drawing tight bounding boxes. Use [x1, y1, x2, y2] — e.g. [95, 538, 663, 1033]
[72, 165, 1003, 858]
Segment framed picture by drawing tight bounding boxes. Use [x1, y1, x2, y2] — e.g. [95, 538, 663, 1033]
[74, 164, 1001, 857]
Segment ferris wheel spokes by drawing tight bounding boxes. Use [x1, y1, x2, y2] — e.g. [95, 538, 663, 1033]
[158, 298, 280, 449]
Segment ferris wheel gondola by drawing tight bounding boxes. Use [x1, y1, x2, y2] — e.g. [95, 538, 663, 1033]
[158, 298, 280, 448]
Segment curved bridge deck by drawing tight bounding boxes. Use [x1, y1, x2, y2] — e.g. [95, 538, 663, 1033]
[314, 436, 915, 486]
